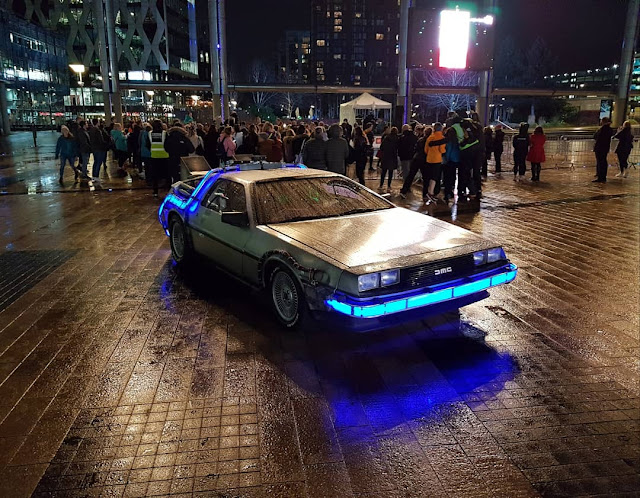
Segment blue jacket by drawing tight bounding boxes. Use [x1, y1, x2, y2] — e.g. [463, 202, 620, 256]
[56, 135, 78, 158]
[111, 129, 128, 152]
[443, 138, 460, 163]
[139, 130, 151, 158]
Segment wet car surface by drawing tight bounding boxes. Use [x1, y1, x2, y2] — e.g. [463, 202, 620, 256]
[0, 132, 638, 497]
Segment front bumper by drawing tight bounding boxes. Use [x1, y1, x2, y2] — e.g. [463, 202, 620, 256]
[325, 263, 517, 319]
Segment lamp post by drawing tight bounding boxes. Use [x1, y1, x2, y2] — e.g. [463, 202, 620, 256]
[69, 64, 86, 119]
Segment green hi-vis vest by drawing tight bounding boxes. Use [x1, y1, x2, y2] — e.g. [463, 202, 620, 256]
[150, 131, 169, 159]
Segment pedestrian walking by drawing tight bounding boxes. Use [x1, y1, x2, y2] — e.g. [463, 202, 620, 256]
[398, 124, 418, 180]
[138, 122, 151, 181]
[483, 126, 493, 177]
[593, 117, 613, 183]
[204, 124, 221, 167]
[55, 125, 78, 185]
[110, 123, 129, 176]
[127, 123, 142, 175]
[493, 125, 505, 174]
[149, 119, 169, 197]
[164, 123, 194, 183]
[442, 126, 461, 203]
[325, 124, 349, 175]
[378, 127, 399, 192]
[399, 128, 430, 199]
[75, 120, 92, 181]
[512, 122, 530, 181]
[448, 113, 479, 200]
[31, 123, 37, 147]
[365, 125, 375, 172]
[341, 119, 353, 141]
[424, 122, 447, 203]
[527, 126, 546, 181]
[613, 120, 633, 178]
[352, 126, 369, 185]
[302, 127, 328, 170]
[89, 118, 109, 180]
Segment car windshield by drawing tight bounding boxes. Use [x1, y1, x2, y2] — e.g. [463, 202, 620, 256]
[253, 176, 392, 225]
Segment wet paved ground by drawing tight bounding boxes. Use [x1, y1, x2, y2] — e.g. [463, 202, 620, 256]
[0, 132, 638, 497]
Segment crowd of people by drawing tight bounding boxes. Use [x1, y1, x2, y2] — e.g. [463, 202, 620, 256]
[54, 110, 633, 202]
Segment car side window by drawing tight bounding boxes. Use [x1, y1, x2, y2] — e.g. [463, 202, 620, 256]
[225, 181, 247, 213]
[202, 180, 246, 213]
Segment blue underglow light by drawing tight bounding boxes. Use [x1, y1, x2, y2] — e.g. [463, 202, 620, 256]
[165, 229, 170, 237]
[326, 299, 352, 315]
[407, 288, 453, 308]
[490, 273, 507, 286]
[385, 299, 407, 314]
[354, 304, 386, 318]
[452, 277, 491, 298]
[505, 270, 517, 282]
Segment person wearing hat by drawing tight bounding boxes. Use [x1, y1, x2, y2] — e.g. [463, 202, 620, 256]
[593, 117, 614, 183]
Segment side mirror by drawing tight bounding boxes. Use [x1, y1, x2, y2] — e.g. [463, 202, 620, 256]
[221, 211, 249, 228]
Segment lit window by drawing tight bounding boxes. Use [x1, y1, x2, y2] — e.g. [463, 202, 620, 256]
[355, 12, 362, 18]
[334, 26, 342, 32]
[334, 54, 342, 60]
[334, 11, 342, 17]
[317, 40, 326, 46]
[376, 33, 384, 40]
[376, 61, 383, 67]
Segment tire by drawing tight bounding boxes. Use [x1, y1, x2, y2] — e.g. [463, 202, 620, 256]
[269, 265, 307, 328]
[169, 217, 193, 265]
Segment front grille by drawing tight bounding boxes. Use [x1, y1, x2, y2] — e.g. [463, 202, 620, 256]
[401, 255, 474, 288]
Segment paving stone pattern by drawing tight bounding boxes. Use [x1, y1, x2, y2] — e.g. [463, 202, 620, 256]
[0, 144, 638, 497]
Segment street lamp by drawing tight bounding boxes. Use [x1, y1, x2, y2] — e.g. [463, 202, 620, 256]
[69, 64, 86, 119]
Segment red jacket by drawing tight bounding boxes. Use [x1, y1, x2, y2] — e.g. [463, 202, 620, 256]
[527, 133, 546, 163]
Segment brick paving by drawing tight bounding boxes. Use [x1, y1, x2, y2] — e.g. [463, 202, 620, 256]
[0, 134, 638, 497]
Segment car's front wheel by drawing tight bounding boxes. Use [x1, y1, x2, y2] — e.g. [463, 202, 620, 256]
[169, 217, 193, 265]
[269, 266, 306, 328]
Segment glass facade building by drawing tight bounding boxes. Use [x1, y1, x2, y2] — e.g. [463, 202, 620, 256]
[0, 8, 69, 129]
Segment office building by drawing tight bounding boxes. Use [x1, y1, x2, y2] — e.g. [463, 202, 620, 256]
[311, 0, 400, 87]
[0, 8, 69, 130]
[276, 30, 311, 83]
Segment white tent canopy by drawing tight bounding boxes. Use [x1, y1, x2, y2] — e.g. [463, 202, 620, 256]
[339, 93, 392, 125]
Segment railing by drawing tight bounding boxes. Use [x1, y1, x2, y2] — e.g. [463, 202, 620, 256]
[496, 133, 640, 171]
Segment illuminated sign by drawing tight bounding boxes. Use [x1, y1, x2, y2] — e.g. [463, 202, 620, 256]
[438, 9, 470, 69]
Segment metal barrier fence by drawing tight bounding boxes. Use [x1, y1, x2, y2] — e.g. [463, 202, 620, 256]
[497, 133, 640, 171]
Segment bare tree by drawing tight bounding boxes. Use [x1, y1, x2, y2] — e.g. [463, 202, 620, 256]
[248, 60, 275, 112]
[414, 70, 479, 121]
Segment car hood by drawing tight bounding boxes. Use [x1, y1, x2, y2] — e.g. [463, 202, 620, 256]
[266, 207, 490, 271]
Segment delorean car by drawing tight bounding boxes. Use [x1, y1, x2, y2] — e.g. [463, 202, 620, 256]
[158, 162, 517, 329]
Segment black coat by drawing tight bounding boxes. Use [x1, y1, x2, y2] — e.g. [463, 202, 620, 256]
[593, 124, 614, 154]
[613, 127, 633, 155]
[512, 133, 530, 159]
[397, 131, 418, 160]
[76, 128, 92, 154]
[164, 127, 194, 166]
[493, 129, 505, 153]
[379, 134, 399, 170]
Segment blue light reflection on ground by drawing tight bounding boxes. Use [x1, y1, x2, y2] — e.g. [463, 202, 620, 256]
[306, 318, 518, 440]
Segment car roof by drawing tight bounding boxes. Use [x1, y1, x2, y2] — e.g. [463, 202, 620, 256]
[221, 167, 341, 185]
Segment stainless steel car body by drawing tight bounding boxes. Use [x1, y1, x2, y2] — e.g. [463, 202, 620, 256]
[158, 164, 517, 326]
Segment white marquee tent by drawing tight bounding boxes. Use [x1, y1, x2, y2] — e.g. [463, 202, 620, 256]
[339, 93, 393, 124]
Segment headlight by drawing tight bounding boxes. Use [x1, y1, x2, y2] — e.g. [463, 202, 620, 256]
[380, 269, 399, 287]
[473, 250, 487, 266]
[487, 247, 506, 263]
[358, 273, 380, 292]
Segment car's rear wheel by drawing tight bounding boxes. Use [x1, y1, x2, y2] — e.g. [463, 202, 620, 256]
[169, 217, 193, 265]
[269, 266, 306, 328]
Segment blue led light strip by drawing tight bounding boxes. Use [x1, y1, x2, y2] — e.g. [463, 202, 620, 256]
[326, 264, 517, 319]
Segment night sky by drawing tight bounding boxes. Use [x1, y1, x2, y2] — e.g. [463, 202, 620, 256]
[226, 0, 630, 77]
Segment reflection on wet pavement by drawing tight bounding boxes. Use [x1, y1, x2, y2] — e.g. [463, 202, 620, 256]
[0, 133, 638, 497]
